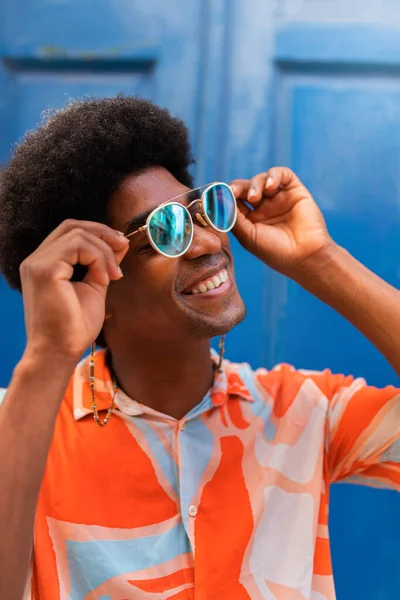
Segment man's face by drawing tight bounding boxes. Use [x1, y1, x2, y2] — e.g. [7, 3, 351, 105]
[104, 167, 246, 345]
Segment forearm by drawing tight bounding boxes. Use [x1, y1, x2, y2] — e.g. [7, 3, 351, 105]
[0, 352, 75, 600]
[294, 242, 400, 376]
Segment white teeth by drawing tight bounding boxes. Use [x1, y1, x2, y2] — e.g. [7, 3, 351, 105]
[190, 269, 229, 295]
[212, 276, 221, 286]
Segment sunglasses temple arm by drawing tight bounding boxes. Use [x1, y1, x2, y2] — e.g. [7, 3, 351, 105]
[125, 225, 148, 239]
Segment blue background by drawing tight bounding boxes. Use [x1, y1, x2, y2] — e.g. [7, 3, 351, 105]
[0, 1, 399, 597]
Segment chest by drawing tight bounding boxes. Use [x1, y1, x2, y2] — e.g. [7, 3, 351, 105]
[36, 398, 328, 599]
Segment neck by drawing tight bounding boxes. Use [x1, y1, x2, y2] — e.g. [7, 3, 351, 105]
[107, 338, 216, 419]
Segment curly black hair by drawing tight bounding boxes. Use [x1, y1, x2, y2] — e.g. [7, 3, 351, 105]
[0, 95, 195, 346]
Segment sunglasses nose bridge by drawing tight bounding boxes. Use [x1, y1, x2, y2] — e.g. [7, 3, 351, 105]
[186, 199, 210, 229]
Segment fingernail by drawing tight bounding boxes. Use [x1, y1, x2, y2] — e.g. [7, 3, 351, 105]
[118, 266, 124, 277]
[248, 189, 256, 198]
[266, 177, 274, 188]
[115, 230, 130, 243]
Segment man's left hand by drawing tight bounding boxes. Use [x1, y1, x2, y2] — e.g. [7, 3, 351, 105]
[230, 167, 332, 277]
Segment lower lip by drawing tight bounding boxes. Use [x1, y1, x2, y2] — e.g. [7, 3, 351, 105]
[183, 277, 233, 299]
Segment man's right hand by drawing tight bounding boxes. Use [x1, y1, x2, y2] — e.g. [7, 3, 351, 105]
[19, 219, 129, 364]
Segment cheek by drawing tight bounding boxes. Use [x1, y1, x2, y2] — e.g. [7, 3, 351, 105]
[114, 255, 178, 313]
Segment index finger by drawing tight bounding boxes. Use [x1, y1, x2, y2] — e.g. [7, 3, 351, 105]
[39, 219, 129, 252]
[263, 167, 302, 195]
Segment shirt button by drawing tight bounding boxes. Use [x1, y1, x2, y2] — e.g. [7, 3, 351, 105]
[188, 505, 198, 517]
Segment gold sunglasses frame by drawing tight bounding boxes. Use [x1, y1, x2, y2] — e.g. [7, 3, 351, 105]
[125, 182, 237, 258]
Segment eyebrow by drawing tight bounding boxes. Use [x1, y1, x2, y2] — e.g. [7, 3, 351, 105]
[125, 210, 153, 234]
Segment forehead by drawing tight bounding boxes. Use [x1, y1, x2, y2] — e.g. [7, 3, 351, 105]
[109, 166, 190, 229]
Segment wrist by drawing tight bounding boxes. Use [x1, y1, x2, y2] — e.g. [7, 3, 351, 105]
[5, 351, 76, 423]
[290, 240, 344, 288]
[18, 346, 78, 379]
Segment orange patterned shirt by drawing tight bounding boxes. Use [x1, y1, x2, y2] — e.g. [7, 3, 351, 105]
[25, 349, 400, 599]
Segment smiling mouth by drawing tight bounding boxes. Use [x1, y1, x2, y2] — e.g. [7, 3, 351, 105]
[183, 268, 230, 295]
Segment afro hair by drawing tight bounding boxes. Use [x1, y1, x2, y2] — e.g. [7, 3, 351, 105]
[0, 95, 195, 291]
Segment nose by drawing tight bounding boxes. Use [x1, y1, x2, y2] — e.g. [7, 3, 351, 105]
[184, 223, 223, 260]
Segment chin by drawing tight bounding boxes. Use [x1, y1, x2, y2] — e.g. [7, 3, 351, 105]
[187, 299, 246, 339]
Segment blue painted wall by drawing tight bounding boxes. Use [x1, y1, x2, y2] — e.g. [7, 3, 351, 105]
[0, 2, 399, 598]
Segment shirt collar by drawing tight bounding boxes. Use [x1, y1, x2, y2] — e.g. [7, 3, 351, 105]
[73, 347, 253, 422]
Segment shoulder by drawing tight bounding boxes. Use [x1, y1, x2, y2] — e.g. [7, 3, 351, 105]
[253, 363, 355, 399]
[225, 358, 355, 415]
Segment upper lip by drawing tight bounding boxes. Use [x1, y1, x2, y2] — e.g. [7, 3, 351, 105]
[181, 264, 228, 293]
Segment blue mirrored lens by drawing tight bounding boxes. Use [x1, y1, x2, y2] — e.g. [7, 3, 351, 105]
[203, 184, 236, 231]
[148, 203, 192, 256]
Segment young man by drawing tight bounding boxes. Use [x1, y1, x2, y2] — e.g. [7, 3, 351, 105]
[0, 96, 398, 600]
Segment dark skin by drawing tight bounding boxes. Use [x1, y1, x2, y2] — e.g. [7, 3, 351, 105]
[103, 167, 246, 418]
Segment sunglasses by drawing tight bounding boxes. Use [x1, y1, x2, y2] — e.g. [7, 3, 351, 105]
[125, 182, 237, 258]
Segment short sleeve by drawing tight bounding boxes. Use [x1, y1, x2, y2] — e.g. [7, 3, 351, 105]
[313, 372, 400, 490]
